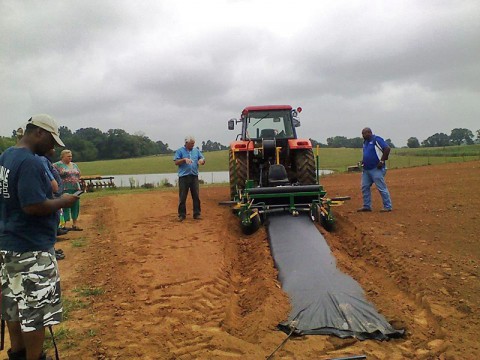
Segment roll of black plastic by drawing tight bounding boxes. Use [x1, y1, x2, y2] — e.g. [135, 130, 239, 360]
[247, 184, 322, 195]
[267, 214, 404, 340]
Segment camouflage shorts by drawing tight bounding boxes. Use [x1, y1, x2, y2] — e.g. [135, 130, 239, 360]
[0, 250, 62, 332]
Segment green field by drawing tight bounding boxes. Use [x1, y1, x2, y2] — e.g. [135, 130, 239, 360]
[77, 151, 229, 176]
[76, 145, 480, 176]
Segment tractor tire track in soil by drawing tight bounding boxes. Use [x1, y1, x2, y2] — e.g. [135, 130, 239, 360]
[55, 189, 291, 360]
[1, 161, 477, 359]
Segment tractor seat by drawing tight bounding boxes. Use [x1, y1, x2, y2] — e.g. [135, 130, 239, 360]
[268, 164, 290, 186]
[260, 129, 277, 138]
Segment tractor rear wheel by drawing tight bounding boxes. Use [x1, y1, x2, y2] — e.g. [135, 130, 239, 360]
[294, 149, 316, 185]
[229, 150, 248, 200]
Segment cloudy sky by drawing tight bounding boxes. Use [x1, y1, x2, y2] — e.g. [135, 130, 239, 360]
[1, 0, 479, 149]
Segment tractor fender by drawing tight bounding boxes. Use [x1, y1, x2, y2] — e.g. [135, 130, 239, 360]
[230, 141, 255, 151]
[288, 138, 312, 149]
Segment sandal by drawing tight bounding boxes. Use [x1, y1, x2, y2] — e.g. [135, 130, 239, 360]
[70, 226, 83, 231]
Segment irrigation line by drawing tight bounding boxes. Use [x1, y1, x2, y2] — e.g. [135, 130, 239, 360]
[265, 328, 367, 360]
[265, 326, 296, 360]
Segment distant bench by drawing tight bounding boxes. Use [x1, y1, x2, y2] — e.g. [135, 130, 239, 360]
[80, 176, 116, 192]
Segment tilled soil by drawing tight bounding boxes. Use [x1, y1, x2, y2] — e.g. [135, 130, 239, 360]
[1, 161, 478, 359]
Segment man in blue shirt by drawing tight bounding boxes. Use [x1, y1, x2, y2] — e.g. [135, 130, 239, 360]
[174, 136, 205, 221]
[0, 115, 78, 360]
[40, 149, 68, 259]
[357, 127, 393, 212]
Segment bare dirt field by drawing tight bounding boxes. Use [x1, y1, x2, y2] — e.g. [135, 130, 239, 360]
[2, 161, 478, 360]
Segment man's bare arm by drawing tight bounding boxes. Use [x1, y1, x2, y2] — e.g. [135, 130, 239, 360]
[23, 194, 78, 216]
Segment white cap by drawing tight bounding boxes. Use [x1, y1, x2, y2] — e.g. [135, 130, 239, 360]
[27, 114, 65, 147]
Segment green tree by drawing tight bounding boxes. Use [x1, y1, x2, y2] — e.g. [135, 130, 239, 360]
[325, 136, 363, 148]
[155, 140, 172, 154]
[201, 140, 228, 151]
[74, 128, 108, 158]
[104, 129, 134, 159]
[65, 138, 99, 162]
[75, 127, 106, 144]
[309, 139, 327, 148]
[326, 136, 348, 147]
[407, 137, 420, 148]
[385, 138, 395, 148]
[449, 128, 474, 145]
[59, 126, 73, 140]
[348, 137, 363, 148]
[131, 134, 157, 156]
[0, 136, 16, 153]
[422, 133, 450, 147]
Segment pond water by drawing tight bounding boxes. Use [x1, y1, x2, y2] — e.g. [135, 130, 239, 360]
[108, 170, 334, 187]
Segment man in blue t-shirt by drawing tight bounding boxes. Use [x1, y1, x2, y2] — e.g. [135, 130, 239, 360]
[39, 149, 68, 258]
[0, 115, 78, 360]
[357, 127, 393, 212]
[174, 136, 205, 221]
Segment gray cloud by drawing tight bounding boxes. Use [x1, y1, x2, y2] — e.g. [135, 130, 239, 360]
[1, 0, 479, 150]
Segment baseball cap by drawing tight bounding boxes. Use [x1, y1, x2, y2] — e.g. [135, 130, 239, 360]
[27, 114, 65, 147]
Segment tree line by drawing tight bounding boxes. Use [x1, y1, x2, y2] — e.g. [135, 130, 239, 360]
[57, 127, 172, 161]
[0, 126, 172, 162]
[201, 140, 228, 151]
[1, 126, 478, 161]
[0, 126, 230, 162]
[407, 128, 479, 148]
[311, 136, 396, 148]
[310, 128, 479, 149]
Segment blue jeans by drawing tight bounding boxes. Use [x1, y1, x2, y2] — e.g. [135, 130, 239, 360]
[361, 168, 392, 210]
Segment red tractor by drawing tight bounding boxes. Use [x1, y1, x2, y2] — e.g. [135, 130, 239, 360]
[228, 105, 317, 200]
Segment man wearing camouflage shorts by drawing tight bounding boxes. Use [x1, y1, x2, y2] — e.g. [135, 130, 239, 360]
[0, 115, 78, 360]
